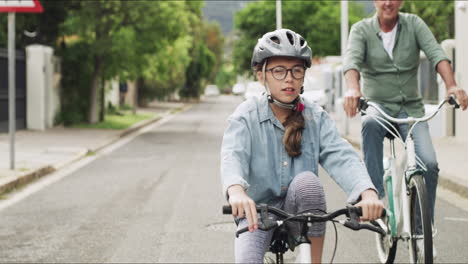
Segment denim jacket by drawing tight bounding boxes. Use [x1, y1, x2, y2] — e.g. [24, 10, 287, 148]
[220, 95, 376, 205]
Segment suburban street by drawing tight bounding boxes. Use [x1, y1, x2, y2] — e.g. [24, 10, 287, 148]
[0, 95, 467, 263]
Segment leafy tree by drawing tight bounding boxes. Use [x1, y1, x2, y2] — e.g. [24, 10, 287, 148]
[233, 0, 365, 75]
[204, 21, 225, 84]
[400, 0, 454, 42]
[139, 35, 193, 103]
[62, 0, 191, 123]
[1, 1, 223, 123]
[179, 1, 217, 99]
[181, 42, 216, 98]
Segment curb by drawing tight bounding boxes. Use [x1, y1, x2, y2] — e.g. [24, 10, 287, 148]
[0, 105, 191, 196]
[0, 166, 55, 195]
[344, 136, 468, 199]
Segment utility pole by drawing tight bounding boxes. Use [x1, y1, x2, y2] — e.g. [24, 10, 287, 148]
[341, 1, 349, 136]
[276, 0, 282, 29]
[8, 13, 16, 169]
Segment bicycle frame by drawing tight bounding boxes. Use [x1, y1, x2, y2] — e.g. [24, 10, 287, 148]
[363, 97, 454, 234]
[361, 96, 459, 263]
[384, 131, 416, 241]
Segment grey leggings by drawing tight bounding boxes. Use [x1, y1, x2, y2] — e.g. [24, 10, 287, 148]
[234, 171, 326, 263]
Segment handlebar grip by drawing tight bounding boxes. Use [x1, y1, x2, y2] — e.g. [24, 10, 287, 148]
[355, 206, 362, 216]
[358, 97, 368, 111]
[222, 205, 232, 215]
[352, 207, 387, 218]
[448, 95, 460, 109]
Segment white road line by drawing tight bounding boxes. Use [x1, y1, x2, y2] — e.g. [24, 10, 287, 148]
[437, 187, 468, 213]
[444, 217, 468, 222]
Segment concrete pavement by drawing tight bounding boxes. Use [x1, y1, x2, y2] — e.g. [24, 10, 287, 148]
[0, 101, 189, 195]
[331, 112, 468, 199]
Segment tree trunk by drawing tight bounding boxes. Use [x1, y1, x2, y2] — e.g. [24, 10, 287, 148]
[134, 78, 142, 115]
[88, 55, 103, 124]
[99, 74, 105, 122]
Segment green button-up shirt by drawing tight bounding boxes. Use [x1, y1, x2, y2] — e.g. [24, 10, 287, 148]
[343, 12, 449, 117]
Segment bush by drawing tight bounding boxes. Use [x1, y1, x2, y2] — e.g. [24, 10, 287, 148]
[56, 42, 93, 126]
[216, 63, 236, 94]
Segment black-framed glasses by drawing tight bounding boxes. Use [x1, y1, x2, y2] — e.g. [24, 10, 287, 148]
[265, 65, 306, 80]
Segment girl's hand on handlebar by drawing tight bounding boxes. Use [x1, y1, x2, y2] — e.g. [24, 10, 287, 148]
[447, 86, 468, 110]
[355, 189, 383, 221]
[227, 185, 258, 232]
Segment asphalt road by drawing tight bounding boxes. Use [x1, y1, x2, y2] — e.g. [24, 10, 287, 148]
[0, 95, 467, 263]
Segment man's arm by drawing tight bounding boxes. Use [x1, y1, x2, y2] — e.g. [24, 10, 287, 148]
[343, 24, 366, 117]
[344, 70, 363, 117]
[436, 60, 468, 110]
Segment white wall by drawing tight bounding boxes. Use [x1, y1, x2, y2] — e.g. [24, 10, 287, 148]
[455, 1, 468, 142]
[105, 79, 119, 108]
[26, 45, 57, 130]
[125, 81, 137, 107]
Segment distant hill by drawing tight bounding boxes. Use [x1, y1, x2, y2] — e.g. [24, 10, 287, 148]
[362, 1, 375, 15]
[202, 0, 375, 36]
[202, 0, 256, 35]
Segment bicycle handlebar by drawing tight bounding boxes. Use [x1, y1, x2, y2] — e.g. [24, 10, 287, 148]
[359, 95, 460, 124]
[222, 204, 386, 237]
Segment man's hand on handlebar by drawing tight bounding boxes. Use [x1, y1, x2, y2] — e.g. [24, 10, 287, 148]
[344, 89, 363, 117]
[447, 86, 468, 110]
[227, 185, 258, 232]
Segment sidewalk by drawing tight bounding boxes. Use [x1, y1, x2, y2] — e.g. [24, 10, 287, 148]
[331, 113, 468, 199]
[0, 101, 188, 195]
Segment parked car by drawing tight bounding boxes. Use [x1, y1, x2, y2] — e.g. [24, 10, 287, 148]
[204, 84, 220, 96]
[301, 75, 328, 110]
[232, 83, 246, 95]
[244, 81, 265, 100]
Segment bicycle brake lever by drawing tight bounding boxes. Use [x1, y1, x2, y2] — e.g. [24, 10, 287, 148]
[235, 226, 249, 238]
[358, 223, 386, 236]
[341, 220, 386, 236]
[343, 218, 360, 230]
[343, 206, 361, 230]
[235, 222, 279, 238]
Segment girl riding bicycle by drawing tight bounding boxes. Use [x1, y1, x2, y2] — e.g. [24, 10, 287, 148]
[220, 29, 383, 263]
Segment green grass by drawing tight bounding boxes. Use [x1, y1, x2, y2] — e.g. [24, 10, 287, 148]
[86, 150, 96, 156]
[73, 112, 155, 130]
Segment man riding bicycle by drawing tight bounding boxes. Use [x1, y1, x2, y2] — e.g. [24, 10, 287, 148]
[343, 0, 468, 259]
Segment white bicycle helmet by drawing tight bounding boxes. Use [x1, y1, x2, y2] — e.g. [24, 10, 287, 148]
[251, 29, 312, 110]
[251, 29, 312, 68]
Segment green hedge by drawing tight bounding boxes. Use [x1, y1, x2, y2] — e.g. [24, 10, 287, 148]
[56, 42, 93, 126]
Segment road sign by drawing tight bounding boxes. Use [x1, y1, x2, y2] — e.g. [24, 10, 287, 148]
[0, 0, 43, 13]
[1, 0, 42, 169]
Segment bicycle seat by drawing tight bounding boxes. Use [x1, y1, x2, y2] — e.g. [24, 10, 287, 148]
[384, 123, 399, 140]
[385, 131, 396, 140]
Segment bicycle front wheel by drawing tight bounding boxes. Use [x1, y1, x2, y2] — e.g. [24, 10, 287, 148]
[408, 174, 433, 264]
[375, 194, 397, 263]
